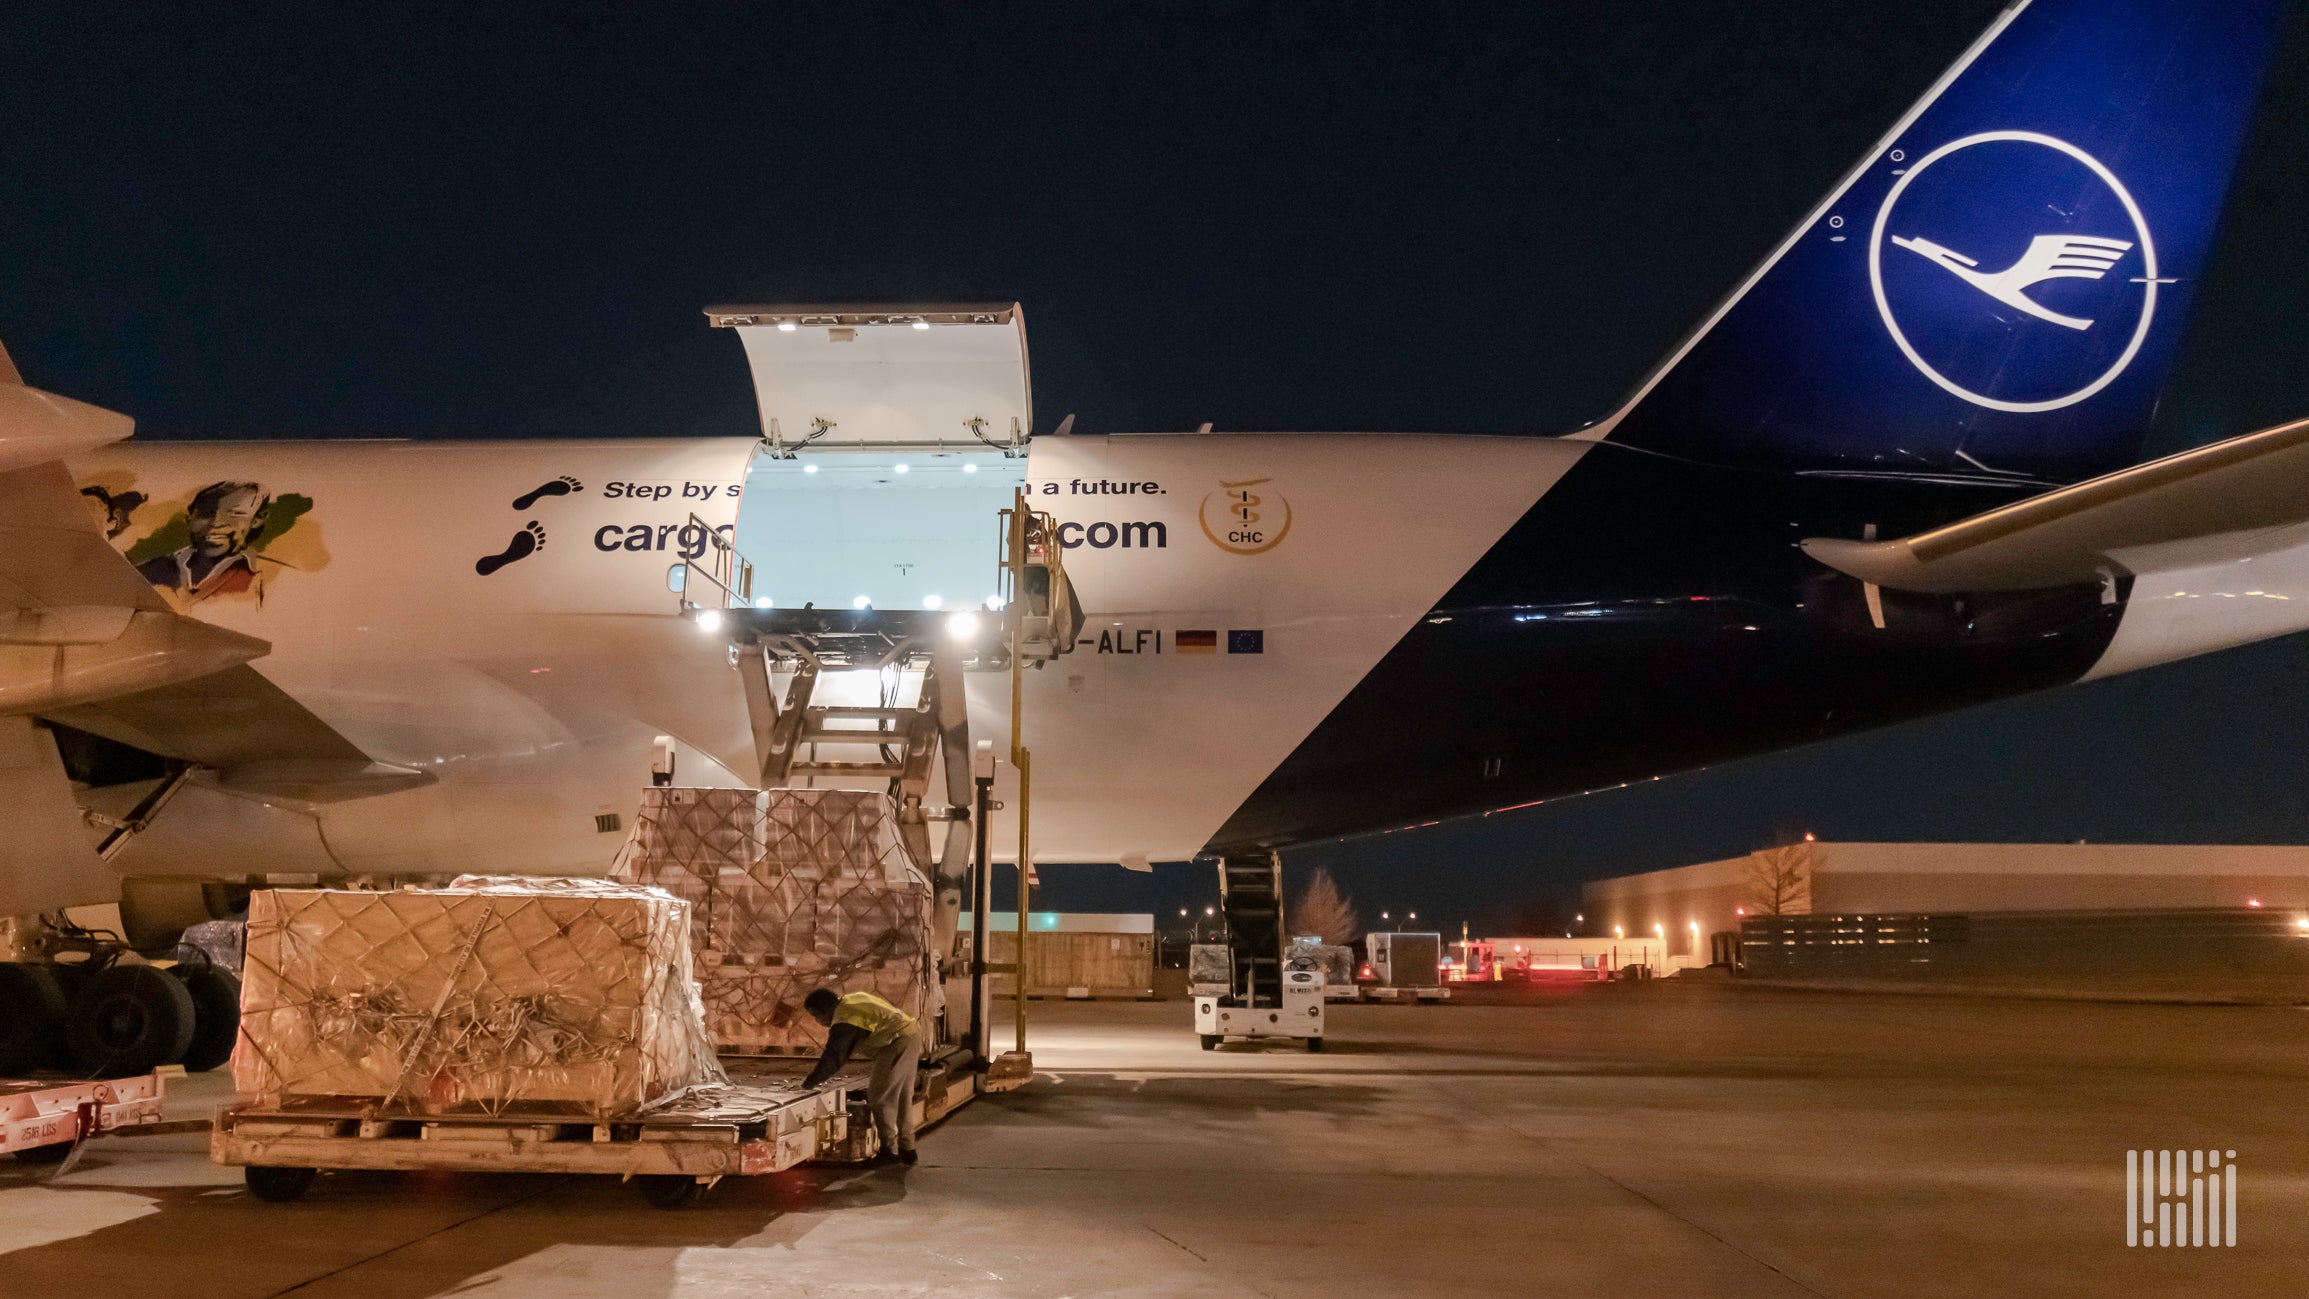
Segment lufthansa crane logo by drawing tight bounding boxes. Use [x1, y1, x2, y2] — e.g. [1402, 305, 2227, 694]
[1199, 478, 1291, 555]
[1869, 131, 2158, 413]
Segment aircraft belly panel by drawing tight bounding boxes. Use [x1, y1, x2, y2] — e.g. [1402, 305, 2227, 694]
[1216, 442, 2127, 848]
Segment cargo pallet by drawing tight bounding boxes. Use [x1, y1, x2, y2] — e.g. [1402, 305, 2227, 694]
[214, 1077, 844, 1209]
[3, 1070, 171, 1163]
[212, 1049, 987, 1208]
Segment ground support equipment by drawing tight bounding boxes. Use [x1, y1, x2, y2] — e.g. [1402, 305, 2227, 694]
[1194, 854, 1324, 1051]
[214, 1072, 850, 1209]
[2, 1069, 169, 1163]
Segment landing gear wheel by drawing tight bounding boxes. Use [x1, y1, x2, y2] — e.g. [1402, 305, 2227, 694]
[1198, 1034, 1219, 1051]
[0, 963, 69, 1075]
[175, 967, 242, 1073]
[66, 964, 196, 1078]
[244, 1166, 316, 1202]
[43, 963, 95, 1070]
[47, 960, 95, 1003]
[637, 1175, 706, 1209]
[1307, 1037, 1324, 1053]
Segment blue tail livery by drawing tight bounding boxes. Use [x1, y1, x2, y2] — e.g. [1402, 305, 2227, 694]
[1585, 0, 2290, 484]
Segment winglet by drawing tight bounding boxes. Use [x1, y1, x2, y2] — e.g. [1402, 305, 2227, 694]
[0, 337, 134, 474]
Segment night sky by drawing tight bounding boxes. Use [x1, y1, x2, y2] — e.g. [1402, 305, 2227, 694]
[6, 3, 2307, 932]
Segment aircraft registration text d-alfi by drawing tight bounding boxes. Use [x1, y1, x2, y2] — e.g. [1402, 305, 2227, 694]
[1, 0, 2303, 953]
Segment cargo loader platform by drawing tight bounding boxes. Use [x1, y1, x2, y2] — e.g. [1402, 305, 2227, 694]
[212, 1049, 984, 1208]
[214, 1074, 848, 1209]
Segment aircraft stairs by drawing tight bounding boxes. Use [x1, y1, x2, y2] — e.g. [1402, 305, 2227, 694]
[1217, 854, 1286, 1009]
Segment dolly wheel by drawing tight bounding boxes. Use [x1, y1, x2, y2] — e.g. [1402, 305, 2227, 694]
[1307, 1038, 1324, 1053]
[245, 1166, 316, 1202]
[13, 1140, 76, 1165]
[638, 1175, 706, 1210]
[1198, 1034, 1219, 1051]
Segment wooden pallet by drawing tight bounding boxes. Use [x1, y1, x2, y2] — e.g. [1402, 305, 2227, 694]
[216, 1047, 991, 1188]
[214, 1077, 847, 1181]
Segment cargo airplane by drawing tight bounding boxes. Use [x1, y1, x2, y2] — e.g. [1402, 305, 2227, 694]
[2, 0, 2302, 966]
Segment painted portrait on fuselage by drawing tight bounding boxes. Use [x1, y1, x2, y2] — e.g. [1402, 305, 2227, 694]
[78, 476, 328, 607]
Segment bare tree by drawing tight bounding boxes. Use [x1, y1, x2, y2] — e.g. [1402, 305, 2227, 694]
[1744, 843, 1814, 917]
[1291, 868, 1361, 946]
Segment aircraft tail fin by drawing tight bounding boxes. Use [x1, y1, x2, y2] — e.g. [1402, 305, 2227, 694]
[1583, 0, 2290, 484]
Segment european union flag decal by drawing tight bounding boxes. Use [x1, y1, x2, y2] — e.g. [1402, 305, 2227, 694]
[1227, 629, 1263, 654]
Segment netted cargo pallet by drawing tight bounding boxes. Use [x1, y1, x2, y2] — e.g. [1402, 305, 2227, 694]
[235, 877, 727, 1118]
[611, 788, 937, 1054]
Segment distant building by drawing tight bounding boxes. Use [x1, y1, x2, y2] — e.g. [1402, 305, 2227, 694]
[1583, 843, 2309, 961]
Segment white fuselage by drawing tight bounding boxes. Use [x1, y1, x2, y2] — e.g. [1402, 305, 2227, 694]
[71, 433, 1585, 879]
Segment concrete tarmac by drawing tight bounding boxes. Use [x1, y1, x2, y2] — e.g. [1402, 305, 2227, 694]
[4, 980, 2303, 1297]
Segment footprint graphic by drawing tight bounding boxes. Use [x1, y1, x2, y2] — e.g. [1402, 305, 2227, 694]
[476, 522, 546, 576]
[512, 476, 583, 510]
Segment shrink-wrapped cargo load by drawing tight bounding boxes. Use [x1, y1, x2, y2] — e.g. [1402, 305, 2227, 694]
[611, 788, 937, 1054]
[234, 877, 726, 1116]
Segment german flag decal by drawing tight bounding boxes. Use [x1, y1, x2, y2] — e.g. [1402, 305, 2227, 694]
[1176, 629, 1218, 653]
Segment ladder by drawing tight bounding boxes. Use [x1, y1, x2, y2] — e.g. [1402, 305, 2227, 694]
[728, 630, 974, 883]
[1217, 854, 1286, 1008]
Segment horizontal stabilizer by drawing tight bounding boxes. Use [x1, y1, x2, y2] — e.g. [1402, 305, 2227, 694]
[1802, 416, 2309, 593]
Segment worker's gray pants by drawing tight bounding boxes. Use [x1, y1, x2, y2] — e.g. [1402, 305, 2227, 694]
[866, 1029, 923, 1154]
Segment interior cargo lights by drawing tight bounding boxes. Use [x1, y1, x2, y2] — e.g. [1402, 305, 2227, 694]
[776, 321, 797, 332]
[852, 595, 872, 610]
[947, 611, 980, 639]
[922, 594, 943, 609]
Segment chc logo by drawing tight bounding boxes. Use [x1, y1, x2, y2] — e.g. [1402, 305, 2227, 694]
[1199, 478, 1292, 555]
[1868, 131, 2159, 413]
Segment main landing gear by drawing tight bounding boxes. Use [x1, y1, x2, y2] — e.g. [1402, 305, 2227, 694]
[0, 953, 241, 1079]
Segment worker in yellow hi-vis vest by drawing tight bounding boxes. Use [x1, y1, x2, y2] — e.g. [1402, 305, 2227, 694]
[802, 988, 922, 1164]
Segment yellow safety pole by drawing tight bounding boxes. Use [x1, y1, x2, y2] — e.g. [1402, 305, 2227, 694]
[1013, 748, 1031, 1055]
[1007, 488, 1032, 1057]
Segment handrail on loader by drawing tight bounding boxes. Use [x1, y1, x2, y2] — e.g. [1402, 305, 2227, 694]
[673, 512, 755, 613]
[996, 497, 1078, 663]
